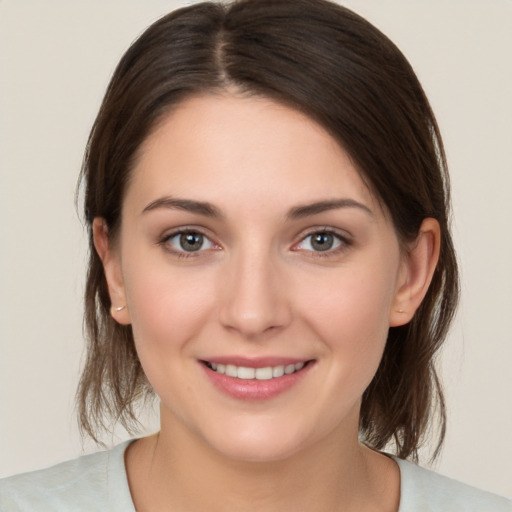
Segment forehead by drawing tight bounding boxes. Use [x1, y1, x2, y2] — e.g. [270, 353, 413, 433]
[125, 94, 380, 216]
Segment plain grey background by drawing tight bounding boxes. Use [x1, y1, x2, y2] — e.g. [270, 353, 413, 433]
[1, 0, 511, 497]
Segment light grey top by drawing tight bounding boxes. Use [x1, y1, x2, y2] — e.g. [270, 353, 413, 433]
[1, 441, 511, 511]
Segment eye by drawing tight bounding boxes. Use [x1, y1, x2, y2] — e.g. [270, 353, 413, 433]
[164, 230, 215, 253]
[296, 231, 345, 253]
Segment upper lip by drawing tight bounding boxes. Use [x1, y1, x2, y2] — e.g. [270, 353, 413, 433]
[200, 356, 313, 368]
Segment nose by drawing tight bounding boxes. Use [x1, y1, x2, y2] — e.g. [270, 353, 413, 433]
[218, 246, 292, 338]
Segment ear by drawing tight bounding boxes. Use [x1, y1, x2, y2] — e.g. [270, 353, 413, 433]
[389, 218, 441, 327]
[92, 217, 131, 325]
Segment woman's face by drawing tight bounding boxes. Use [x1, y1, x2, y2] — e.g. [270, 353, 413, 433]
[102, 94, 413, 461]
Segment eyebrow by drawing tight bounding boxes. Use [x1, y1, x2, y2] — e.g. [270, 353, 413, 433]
[141, 196, 372, 219]
[287, 199, 373, 219]
[142, 197, 222, 218]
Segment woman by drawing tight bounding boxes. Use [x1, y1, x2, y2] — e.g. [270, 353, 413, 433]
[1, 0, 511, 510]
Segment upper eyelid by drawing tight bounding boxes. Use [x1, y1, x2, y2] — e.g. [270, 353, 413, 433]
[296, 226, 352, 242]
[160, 226, 214, 240]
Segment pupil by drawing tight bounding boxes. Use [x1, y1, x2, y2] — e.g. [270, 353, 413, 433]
[180, 232, 203, 251]
[312, 233, 333, 251]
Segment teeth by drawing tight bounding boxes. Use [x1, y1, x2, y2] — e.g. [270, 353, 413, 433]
[284, 364, 296, 374]
[272, 366, 284, 378]
[208, 362, 307, 380]
[255, 367, 272, 380]
[237, 366, 255, 379]
[226, 364, 237, 377]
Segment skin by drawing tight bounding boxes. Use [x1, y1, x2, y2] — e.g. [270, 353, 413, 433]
[94, 94, 440, 512]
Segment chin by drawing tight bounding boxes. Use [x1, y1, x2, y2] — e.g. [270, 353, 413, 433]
[201, 418, 322, 464]
[213, 436, 304, 463]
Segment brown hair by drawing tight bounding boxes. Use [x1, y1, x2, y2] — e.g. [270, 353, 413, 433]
[78, 0, 459, 461]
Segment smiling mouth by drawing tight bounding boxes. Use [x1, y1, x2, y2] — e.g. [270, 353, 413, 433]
[203, 361, 311, 380]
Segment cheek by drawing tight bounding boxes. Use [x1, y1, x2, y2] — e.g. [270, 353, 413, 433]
[298, 262, 398, 377]
[123, 257, 216, 354]
[121, 260, 220, 414]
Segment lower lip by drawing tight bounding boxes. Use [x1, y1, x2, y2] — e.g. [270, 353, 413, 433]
[201, 362, 313, 401]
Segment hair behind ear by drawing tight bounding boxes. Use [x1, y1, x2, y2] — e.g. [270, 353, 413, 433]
[361, 217, 458, 462]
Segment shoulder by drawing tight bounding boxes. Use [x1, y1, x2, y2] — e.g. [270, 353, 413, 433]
[0, 441, 135, 512]
[395, 458, 512, 512]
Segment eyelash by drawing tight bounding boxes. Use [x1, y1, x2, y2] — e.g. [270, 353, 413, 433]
[158, 228, 218, 259]
[293, 228, 352, 258]
[158, 227, 352, 259]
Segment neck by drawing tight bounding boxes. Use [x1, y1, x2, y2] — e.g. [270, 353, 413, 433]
[125, 410, 399, 512]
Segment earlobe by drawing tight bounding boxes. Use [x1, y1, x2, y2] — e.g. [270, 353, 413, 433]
[92, 218, 131, 325]
[389, 218, 441, 327]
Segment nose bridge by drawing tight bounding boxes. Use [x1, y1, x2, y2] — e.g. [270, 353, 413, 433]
[219, 240, 291, 337]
